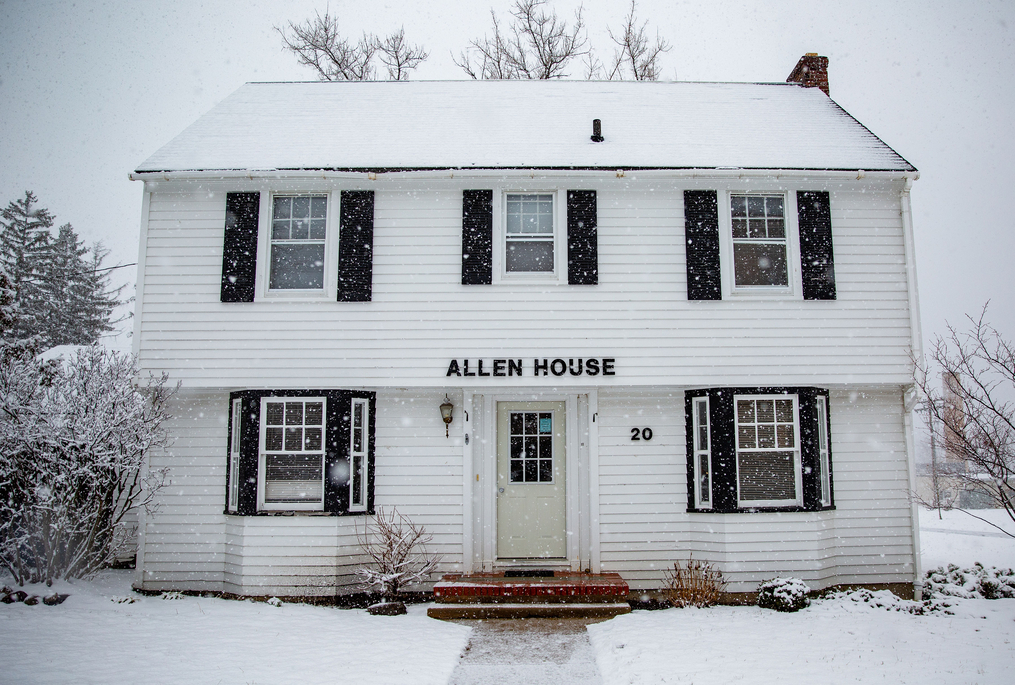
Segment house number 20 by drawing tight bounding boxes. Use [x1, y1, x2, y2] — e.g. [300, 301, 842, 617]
[630, 427, 653, 441]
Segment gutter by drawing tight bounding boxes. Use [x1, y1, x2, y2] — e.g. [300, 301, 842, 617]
[129, 167, 918, 183]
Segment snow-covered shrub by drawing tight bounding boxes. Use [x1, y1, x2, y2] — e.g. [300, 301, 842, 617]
[825, 588, 953, 615]
[0, 345, 175, 586]
[663, 554, 728, 608]
[266, 597, 283, 607]
[923, 563, 1015, 599]
[356, 507, 442, 602]
[757, 577, 811, 612]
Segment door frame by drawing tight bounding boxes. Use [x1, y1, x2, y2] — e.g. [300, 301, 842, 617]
[462, 390, 599, 574]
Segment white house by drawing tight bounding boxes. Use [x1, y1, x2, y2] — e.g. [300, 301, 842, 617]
[130, 55, 925, 600]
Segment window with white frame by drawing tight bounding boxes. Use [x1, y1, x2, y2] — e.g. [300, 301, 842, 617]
[505, 193, 555, 273]
[269, 195, 328, 290]
[258, 397, 326, 510]
[228, 398, 242, 513]
[730, 194, 789, 288]
[348, 398, 369, 512]
[734, 395, 802, 507]
[692, 397, 712, 509]
[815, 395, 831, 507]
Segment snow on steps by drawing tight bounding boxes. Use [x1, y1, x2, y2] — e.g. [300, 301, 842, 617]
[428, 571, 632, 620]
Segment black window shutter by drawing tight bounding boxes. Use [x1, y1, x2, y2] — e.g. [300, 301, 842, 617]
[323, 390, 377, 515]
[233, 392, 260, 515]
[567, 190, 598, 285]
[797, 191, 836, 300]
[220, 192, 260, 303]
[684, 190, 722, 300]
[338, 191, 375, 302]
[462, 190, 493, 285]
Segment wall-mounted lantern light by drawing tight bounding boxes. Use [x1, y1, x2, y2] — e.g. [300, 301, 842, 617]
[440, 395, 454, 438]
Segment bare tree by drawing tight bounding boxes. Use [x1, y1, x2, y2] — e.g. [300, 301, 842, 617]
[454, 0, 590, 79]
[913, 303, 1015, 536]
[277, 11, 427, 81]
[355, 507, 442, 602]
[376, 28, 429, 81]
[604, 1, 671, 80]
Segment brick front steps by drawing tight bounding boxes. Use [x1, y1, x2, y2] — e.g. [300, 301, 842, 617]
[428, 571, 632, 620]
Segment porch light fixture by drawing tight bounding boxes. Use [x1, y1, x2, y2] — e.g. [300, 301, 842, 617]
[440, 395, 454, 438]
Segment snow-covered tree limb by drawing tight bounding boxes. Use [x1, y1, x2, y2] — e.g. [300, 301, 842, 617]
[355, 507, 442, 600]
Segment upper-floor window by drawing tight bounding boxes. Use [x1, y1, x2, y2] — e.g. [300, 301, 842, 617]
[505, 193, 555, 273]
[269, 195, 328, 290]
[730, 194, 789, 288]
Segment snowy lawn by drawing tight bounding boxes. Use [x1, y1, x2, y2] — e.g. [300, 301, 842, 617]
[0, 572, 470, 685]
[588, 507, 1015, 685]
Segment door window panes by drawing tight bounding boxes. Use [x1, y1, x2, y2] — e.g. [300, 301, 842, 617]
[509, 411, 554, 482]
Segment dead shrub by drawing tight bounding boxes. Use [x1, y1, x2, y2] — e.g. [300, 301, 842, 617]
[663, 554, 728, 608]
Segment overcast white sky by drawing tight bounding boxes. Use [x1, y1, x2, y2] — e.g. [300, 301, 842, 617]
[1, 0, 1013, 353]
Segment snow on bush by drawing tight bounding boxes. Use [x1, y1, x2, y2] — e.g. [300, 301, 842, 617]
[355, 507, 442, 602]
[824, 588, 954, 615]
[0, 345, 175, 586]
[923, 563, 1015, 599]
[757, 577, 811, 612]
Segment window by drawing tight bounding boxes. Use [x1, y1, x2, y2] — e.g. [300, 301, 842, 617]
[505, 193, 555, 273]
[686, 387, 831, 513]
[815, 395, 831, 507]
[509, 411, 555, 483]
[349, 398, 369, 512]
[735, 395, 801, 507]
[227, 398, 242, 513]
[692, 397, 712, 509]
[730, 194, 789, 288]
[258, 397, 326, 511]
[227, 390, 375, 516]
[269, 195, 328, 290]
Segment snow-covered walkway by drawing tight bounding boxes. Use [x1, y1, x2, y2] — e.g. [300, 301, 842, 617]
[448, 618, 603, 685]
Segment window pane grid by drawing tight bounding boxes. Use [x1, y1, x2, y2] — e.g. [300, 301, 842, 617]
[270, 195, 327, 290]
[262, 398, 325, 505]
[816, 396, 831, 506]
[731, 194, 789, 287]
[349, 399, 369, 511]
[506, 193, 554, 273]
[735, 395, 800, 505]
[509, 411, 554, 483]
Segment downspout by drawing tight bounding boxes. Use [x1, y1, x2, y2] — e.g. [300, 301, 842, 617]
[900, 172, 924, 598]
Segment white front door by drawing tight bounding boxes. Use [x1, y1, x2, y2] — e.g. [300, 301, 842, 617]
[496, 401, 566, 559]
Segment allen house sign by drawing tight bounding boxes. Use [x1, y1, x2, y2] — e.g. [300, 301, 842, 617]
[446, 358, 616, 378]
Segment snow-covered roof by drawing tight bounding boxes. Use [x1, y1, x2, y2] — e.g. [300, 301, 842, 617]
[135, 80, 914, 174]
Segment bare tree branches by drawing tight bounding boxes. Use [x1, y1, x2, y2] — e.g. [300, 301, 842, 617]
[454, 0, 590, 80]
[605, 1, 671, 81]
[355, 507, 442, 600]
[913, 303, 1015, 529]
[277, 11, 427, 81]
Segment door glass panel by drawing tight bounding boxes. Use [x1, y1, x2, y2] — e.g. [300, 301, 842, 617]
[509, 411, 554, 483]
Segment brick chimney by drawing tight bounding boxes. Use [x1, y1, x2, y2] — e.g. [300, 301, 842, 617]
[787, 53, 829, 96]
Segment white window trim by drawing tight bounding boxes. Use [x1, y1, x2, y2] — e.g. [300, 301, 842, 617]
[719, 190, 802, 299]
[228, 398, 242, 513]
[256, 191, 339, 301]
[692, 396, 712, 510]
[348, 397, 370, 513]
[816, 395, 831, 507]
[492, 188, 568, 285]
[256, 395, 327, 512]
[733, 393, 803, 508]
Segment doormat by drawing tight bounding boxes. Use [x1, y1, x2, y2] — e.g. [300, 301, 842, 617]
[503, 569, 555, 578]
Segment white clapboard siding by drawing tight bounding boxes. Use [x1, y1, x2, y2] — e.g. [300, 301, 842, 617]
[136, 176, 915, 389]
[596, 387, 915, 591]
[141, 389, 463, 595]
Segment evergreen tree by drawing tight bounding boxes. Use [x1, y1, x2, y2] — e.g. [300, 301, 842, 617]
[1, 192, 123, 347]
[0, 191, 53, 341]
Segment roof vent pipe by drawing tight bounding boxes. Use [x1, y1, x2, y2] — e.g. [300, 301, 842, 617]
[591, 119, 604, 142]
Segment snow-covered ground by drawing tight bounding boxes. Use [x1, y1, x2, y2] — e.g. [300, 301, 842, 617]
[588, 508, 1015, 685]
[1, 508, 1012, 685]
[0, 573, 470, 685]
